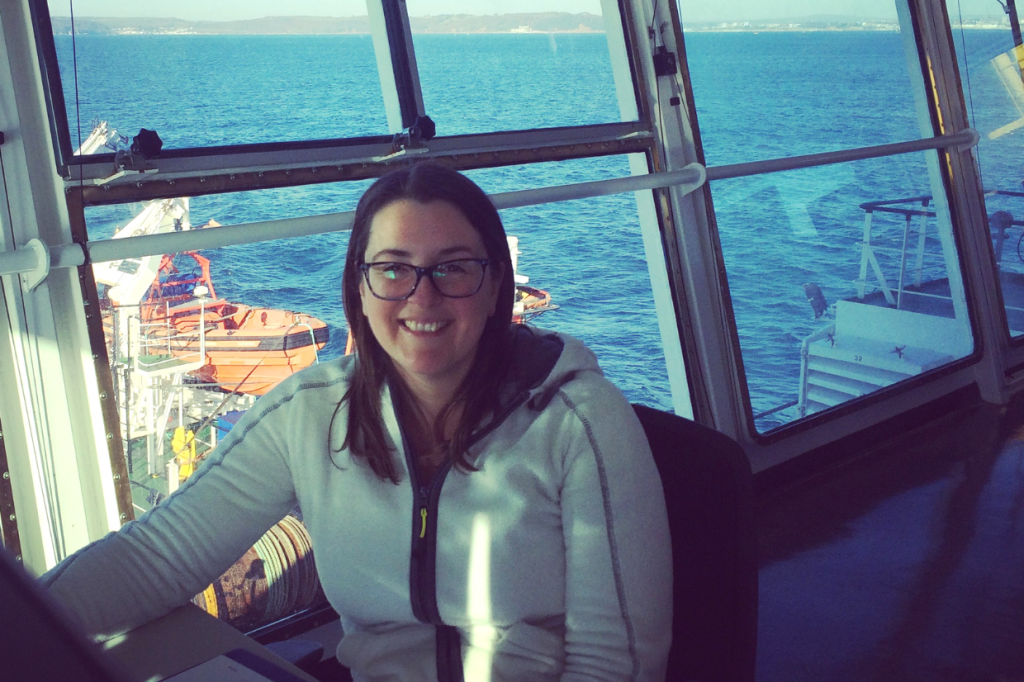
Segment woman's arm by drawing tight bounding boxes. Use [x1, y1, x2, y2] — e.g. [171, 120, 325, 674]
[41, 383, 304, 638]
[557, 378, 673, 682]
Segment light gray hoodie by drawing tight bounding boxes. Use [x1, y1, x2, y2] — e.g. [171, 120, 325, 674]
[44, 327, 672, 682]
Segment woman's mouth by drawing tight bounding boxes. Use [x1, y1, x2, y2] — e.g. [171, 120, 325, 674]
[402, 320, 449, 333]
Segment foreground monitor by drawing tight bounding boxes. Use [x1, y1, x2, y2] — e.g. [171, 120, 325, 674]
[0, 545, 132, 681]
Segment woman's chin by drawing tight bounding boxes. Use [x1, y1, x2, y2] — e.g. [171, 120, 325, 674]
[393, 355, 474, 392]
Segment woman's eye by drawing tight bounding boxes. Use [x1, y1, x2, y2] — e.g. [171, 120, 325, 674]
[436, 262, 468, 276]
[377, 264, 410, 280]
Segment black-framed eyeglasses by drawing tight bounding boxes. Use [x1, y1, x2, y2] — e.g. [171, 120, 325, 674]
[360, 259, 490, 301]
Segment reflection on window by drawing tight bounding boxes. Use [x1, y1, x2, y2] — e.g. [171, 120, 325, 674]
[407, 1, 628, 134]
[712, 155, 973, 432]
[48, 1, 387, 151]
[947, 2, 1024, 337]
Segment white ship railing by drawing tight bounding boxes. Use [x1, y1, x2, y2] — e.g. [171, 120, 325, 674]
[857, 193, 1024, 315]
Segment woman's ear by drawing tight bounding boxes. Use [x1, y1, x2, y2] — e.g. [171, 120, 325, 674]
[358, 277, 370, 317]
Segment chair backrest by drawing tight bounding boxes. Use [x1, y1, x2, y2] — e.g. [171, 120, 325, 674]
[632, 404, 758, 682]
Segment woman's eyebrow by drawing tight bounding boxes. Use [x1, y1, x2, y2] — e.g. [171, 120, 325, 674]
[368, 248, 412, 260]
[368, 246, 477, 261]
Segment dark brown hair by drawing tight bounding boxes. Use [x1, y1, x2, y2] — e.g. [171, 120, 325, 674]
[335, 162, 515, 483]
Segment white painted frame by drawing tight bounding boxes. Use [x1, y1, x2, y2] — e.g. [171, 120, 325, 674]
[0, 2, 121, 573]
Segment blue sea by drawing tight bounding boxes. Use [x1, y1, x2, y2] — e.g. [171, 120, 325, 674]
[55, 28, 1024, 430]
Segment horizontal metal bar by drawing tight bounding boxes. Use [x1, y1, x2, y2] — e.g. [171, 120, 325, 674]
[753, 399, 799, 420]
[0, 248, 40, 277]
[68, 121, 653, 185]
[78, 136, 655, 207]
[1, 164, 705, 274]
[87, 213, 350, 264]
[490, 164, 704, 210]
[705, 128, 979, 182]
[864, 207, 936, 218]
[860, 195, 933, 209]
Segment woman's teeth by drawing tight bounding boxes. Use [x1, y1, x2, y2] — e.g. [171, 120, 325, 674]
[404, 320, 446, 333]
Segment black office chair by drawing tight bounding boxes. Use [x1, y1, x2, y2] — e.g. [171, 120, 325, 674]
[632, 404, 758, 682]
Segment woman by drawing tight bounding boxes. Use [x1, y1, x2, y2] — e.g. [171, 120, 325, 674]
[43, 163, 672, 682]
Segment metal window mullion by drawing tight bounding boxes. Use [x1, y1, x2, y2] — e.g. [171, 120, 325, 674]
[909, 0, 1009, 397]
[0, 276, 64, 568]
[598, 3, 694, 416]
[382, 0, 424, 128]
[26, 0, 73, 175]
[634, 0, 747, 436]
[895, 0, 971, 348]
[601, 0, 642, 123]
[0, 410, 21, 560]
[367, 0, 425, 133]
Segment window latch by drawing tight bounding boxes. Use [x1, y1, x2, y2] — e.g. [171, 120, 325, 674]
[376, 115, 436, 162]
[653, 47, 677, 77]
[115, 128, 163, 171]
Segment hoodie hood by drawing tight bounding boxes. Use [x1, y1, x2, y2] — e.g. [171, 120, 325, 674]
[499, 325, 604, 412]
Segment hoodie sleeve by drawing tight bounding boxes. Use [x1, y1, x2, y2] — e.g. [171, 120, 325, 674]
[39, 380, 305, 639]
[555, 374, 673, 682]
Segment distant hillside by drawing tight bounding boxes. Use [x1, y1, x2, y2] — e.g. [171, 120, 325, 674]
[49, 13, 605, 35]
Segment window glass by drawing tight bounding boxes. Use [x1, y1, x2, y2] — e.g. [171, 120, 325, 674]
[468, 157, 674, 410]
[946, 1, 1024, 337]
[676, 1, 976, 431]
[677, 1, 918, 165]
[406, 1, 632, 134]
[85, 186, 367, 633]
[712, 154, 974, 432]
[48, 1, 388, 152]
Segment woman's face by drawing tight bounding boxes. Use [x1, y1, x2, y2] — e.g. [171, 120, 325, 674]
[359, 199, 501, 398]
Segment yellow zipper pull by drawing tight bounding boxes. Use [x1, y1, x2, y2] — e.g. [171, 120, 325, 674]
[420, 507, 428, 539]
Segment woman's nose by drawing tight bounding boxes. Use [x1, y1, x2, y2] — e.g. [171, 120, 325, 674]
[408, 273, 442, 304]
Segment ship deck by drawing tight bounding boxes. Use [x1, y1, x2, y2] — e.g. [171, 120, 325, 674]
[856, 267, 1024, 335]
[755, 391, 1024, 681]
[122, 383, 256, 513]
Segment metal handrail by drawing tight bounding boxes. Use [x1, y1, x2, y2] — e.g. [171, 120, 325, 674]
[0, 164, 706, 280]
[705, 128, 978, 182]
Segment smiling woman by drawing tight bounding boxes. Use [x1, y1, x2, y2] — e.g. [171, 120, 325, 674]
[359, 199, 501, 408]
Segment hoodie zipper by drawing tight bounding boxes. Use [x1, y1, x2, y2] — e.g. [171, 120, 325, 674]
[401, 390, 533, 681]
[407, 454, 449, 624]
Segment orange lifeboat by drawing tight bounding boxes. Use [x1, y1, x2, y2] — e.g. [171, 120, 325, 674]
[140, 252, 329, 395]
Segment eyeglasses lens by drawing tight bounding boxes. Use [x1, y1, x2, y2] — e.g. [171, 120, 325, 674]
[366, 260, 485, 299]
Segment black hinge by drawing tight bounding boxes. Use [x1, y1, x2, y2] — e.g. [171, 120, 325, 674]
[653, 47, 677, 77]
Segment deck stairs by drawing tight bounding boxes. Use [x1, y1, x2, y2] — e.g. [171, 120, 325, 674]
[798, 301, 968, 417]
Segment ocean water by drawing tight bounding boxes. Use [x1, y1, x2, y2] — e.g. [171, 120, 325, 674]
[55, 28, 1024, 427]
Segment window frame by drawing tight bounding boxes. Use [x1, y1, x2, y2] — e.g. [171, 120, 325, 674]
[665, 0, 995, 446]
[35, 0, 649, 180]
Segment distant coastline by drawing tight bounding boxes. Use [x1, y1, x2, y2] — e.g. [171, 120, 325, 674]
[49, 13, 603, 36]
[48, 13, 1009, 36]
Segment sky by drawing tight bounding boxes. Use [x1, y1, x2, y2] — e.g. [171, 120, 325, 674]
[47, 0, 1005, 22]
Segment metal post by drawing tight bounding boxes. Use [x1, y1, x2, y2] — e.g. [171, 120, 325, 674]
[857, 211, 874, 299]
[897, 213, 912, 309]
[915, 198, 929, 286]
